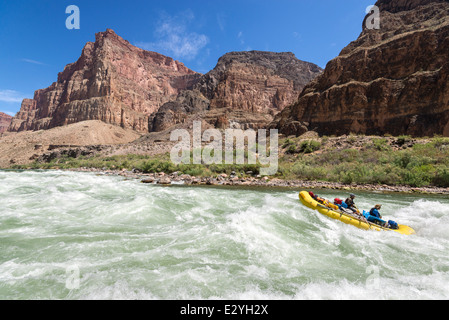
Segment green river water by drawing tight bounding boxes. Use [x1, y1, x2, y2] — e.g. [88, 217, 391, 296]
[1, 170, 448, 299]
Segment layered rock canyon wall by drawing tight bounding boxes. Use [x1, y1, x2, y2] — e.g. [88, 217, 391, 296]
[0, 112, 12, 134]
[9, 30, 322, 134]
[8, 29, 201, 133]
[150, 51, 322, 131]
[271, 0, 449, 137]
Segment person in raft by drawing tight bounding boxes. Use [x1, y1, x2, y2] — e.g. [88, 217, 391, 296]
[345, 194, 358, 214]
[368, 204, 389, 227]
[309, 192, 326, 205]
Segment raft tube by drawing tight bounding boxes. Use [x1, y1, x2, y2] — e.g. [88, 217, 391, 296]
[299, 191, 416, 235]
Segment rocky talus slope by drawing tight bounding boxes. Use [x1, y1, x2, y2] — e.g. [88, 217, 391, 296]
[0, 120, 140, 167]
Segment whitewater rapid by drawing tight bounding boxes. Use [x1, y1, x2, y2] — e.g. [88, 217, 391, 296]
[1, 170, 448, 299]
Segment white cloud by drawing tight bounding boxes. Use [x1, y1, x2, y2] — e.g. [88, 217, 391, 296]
[293, 32, 301, 40]
[22, 58, 46, 66]
[237, 31, 245, 45]
[217, 13, 226, 32]
[0, 90, 27, 103]
[136, 10, 209, 61]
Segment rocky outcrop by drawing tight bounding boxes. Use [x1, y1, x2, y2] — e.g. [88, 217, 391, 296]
[196, 51, 322, 110]
[197, 51, 322, 129]
[149, 51, 322, 131]
[0, 112, 12, 134]
[272, 0, 449, 137]
[8, 29, 201, 133]
[148, 90, 210, 132]
[7, 99, 37, 132]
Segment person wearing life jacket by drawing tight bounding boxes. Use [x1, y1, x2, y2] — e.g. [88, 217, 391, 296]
[369, 204, 382, 219]
[309, 192, 326, 205]
[368, 204, 389, 227]
[345, 194, 358, 213]
[334, 198, 346, 207]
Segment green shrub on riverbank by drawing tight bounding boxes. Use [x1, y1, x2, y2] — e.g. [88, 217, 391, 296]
[11, 135, 449, 187]
[12, 152, 262, 178]
[279, 136, 449, 187]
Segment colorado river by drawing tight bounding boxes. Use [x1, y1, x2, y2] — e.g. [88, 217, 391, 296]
[1, 170, 448, 299]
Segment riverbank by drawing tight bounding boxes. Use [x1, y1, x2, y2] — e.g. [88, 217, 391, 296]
[6, 133, 449, 193]
[64, 167, 449, 195]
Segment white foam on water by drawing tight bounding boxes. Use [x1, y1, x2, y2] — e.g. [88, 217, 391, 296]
[1, 171, 449, 299]
[79, 280, 160, 300]
[394, 199, 449, 240]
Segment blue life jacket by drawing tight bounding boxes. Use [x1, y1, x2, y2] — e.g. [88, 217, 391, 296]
[369, 208, 381, 218]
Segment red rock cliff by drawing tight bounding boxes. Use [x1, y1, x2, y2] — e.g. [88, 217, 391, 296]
[197, 51, 322, 114]
[8, 29, 201, 133]
[0, 112, 12, 134]
[149, 51, 322, 132]
[272, 0, 449, 137]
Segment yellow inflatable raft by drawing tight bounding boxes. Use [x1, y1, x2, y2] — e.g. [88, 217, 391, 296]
[299, 191, 416, 235]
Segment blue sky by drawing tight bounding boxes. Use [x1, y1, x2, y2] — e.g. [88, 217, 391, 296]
[0, 0, 374, 116]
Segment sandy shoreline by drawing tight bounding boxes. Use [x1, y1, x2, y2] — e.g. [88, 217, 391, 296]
[54, 167, 449, 195]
